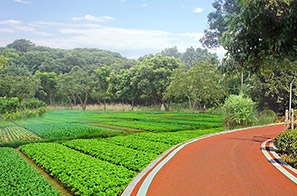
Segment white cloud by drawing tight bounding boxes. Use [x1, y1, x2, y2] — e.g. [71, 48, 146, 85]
[193, 8, 204, 13]
[72, 15, 115, 22]
[30, 21, 102, 28]
[0, 19, 225, 58]
[0, 19, 51, 36]
[0, 28, 15, 33]
[14, 0, 31, 4]
[142, 3, 148, 7]
[0, 20, 22, 25]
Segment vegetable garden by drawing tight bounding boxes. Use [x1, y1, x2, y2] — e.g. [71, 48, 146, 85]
[0, 110, 224, 195]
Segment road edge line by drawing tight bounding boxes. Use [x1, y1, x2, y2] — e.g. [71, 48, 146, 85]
[261, 139, 297, 185]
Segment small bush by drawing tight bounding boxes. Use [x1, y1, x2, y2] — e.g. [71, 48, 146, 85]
[222, 94, 258, 128]
[257, 109, 277, 125]
[0, 97, 19, 114]
[22, 98, 46, 109]
[275, 129, 297, 168]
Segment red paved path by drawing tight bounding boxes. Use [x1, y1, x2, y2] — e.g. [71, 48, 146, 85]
[132, 124, 297, 196]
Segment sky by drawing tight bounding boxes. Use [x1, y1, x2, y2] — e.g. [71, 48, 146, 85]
[0, 0, 225, 59]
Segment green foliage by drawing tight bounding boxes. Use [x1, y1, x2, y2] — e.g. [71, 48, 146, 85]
[64, 139, 158, 171]
[275, 129, 297, 168]
[220, 0, 297, 70]
[0, 97, 19, 114]
[104, 135, 172, 154]
[0, 147, 61, 196]
[0, 127, 41, 144]
[165, 61, 224, 113]
[256, 109, 277, 125]
[24, 122, 122, 139]
[20, 143, 136, 196]
[222, 94, 258, 128]
[22, 98, 47, 109]
[200, 0, 241, 48]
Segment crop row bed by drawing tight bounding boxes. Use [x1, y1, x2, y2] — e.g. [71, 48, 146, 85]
[24, 122, 122, 139]
[0, 127, 41, 143]
[19, 143, 136, 196]
[0, 147, 61, 195]
[63, 139, 158, 171]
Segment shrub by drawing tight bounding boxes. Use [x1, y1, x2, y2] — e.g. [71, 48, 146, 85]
[0, 97, 19, 114]
[22, 98, 46, 109]
[222, 94, 258, 128]
[275, 129, 297, 168]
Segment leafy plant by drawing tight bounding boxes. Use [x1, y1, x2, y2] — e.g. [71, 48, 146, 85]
[222, 94, 258, 128]
[0, 147, 61, 195]
[275, 129, 297, 168]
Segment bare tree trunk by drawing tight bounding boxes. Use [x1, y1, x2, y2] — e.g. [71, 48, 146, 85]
[19, 99, 24, 118]
[83, 93, 88, 110]
[187, 95, 193, 113]
[67, 96, 73, 109]
[161, 99, 169, 111]
[241, 70, 244, 92]
[191, 99, 198, 114]
[49, 93, 53, 106]
[77, 95, 84, 110]
[104, 92, 107, 111]
[131, 97, 135, 111]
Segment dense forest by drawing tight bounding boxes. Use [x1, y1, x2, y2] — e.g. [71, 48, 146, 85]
[0, 0, 296, 117]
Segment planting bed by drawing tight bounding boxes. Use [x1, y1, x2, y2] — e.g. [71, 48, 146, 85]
[0, 147, 61, 196]
[0, 127, 41, 143]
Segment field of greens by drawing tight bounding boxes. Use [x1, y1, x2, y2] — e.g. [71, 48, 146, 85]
[0, 127, 41, 144]
[0, 148, 61, 196]
[0, 110, 223, 195]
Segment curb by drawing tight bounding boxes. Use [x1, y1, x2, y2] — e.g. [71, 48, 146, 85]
[122, 123, 285, 196]
[261, 139, 297, 185]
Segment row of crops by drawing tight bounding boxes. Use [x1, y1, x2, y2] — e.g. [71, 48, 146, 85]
[0, 110, 223, 144]
[0, 148, 61, 196]
[18, 129, 222, 195]
[0, 127, 41, 144]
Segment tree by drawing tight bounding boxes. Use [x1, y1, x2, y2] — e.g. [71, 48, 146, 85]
[57, 73, 76, 108]
[35, 71, 58, 106]
[165, 61, 224, 113]
[113, 67, 140, 109]
[200, 0, 241, 49]
[180, 47, 219, 68]
[94, 65, 112, 111]
[252, 60, 297, 113]
[0, 66, 40, 117]
[69, 67, 96, 110]
[160, 46, 181, 58]
[134, 55, 181, 110]
[220, 0, 297, 70]
[0, 53, 9, 72]
[7, 39, 35, 53]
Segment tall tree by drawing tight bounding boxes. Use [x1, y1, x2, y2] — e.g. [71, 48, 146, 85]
[69, 67, 96, 110]
[160, 46, 181, 59]
[35, 71, 58, 106]
[7, 39, 35, 53]
[220, 0, 297, 70]
[134, 54, 181, 110]
[165, 61, 224, 113]
[94, 65, 112, 111]
[200, 0, 241, 49]
[0, 66, 40, 117]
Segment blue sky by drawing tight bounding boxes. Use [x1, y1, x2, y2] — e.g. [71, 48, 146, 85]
[0, 0, 225, 58]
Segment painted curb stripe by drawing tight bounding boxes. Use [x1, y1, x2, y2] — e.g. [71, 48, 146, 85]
[261, 139, 297, 185]
[135, 124, 285, 196]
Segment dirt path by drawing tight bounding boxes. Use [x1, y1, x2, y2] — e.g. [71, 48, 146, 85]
[131, 124, 297, 196]
[14, 149, 72, 196]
